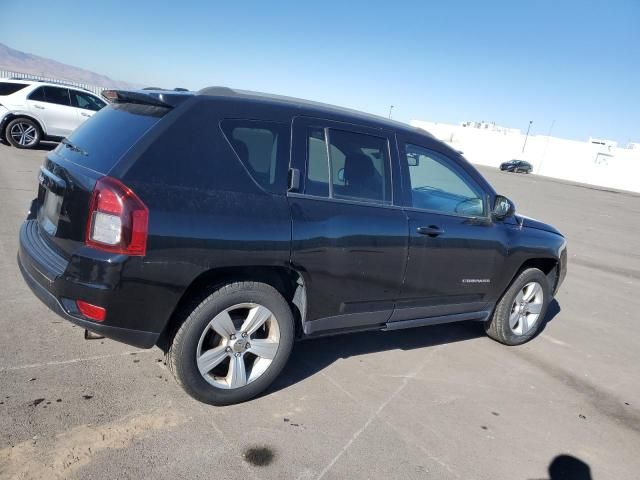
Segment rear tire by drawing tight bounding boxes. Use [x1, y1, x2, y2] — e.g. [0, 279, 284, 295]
[167, 281, 295, 405]
[485, 268, 550, 345]
[5, 117, 42, 149]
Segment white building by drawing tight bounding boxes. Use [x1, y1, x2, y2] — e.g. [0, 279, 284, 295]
[411, 120, 640, 193]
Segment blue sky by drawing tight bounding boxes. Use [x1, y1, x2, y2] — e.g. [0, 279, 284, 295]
[1, 0, 638, 143]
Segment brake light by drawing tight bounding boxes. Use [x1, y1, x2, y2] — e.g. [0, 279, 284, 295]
[86, 177, 148, 255]
[76, 300, 106, 322]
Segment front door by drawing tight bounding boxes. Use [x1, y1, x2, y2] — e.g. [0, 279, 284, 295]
[70, 90, 107, 127]
[392, 137, 506, 322]
[288, 117, 408, 334]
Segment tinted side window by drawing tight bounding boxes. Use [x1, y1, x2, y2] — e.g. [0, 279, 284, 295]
[405, 144, 485, 216]
[305, 127, 330, 196]
[301, 127, 391, 204]
[71, 90, 106, 111]
[28, 86, 46, 101]
[220, 119, 290, 194]
[43, 86, 71, 106]
[329, 129, 390, 204]
[0, 82, 29, 96]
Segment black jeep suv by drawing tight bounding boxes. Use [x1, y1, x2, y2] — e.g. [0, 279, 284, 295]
[18, 87, 567, 405]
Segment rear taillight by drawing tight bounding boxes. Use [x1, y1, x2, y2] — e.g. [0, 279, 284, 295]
[85, 177, 148, 255]
[76, 300, 106, 322]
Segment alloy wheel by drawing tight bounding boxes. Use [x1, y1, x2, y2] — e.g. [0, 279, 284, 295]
[196, 303, 280, 389]
[9, 122, 38, 147]
[509, 281, 544, 335]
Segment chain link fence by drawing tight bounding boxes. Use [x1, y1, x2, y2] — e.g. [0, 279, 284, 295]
[0, 69, 105, 96]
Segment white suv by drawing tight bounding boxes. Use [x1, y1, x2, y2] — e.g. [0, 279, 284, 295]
[0, 78, 108, 149]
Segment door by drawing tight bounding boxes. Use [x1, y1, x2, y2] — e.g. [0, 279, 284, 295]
[288, 117, 408, 334]
[391, 137, 506, 322]
[26, 86, 77, 137]
[70, 90, 107, 126]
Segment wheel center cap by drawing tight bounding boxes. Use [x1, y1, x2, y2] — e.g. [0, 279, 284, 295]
[231, 338, 247, 353]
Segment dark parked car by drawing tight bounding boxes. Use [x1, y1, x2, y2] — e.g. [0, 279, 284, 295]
[500, 160, 533, 173]
[18, 87, 567, 405]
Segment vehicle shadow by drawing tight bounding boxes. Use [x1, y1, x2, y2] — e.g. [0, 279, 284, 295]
[269, 321, 482, 395]
[268, 300, 562, 396]
[31, 141, 58, 151]
[539, 298, 561, 333]
[0, 140, 57, 151]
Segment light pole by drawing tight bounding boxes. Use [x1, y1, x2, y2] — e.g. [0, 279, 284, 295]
[388, 105, 394, 119]
[522, 120, 533, 153]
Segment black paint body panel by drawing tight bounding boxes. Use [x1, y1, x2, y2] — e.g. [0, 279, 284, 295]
[18, 90, 567, 348]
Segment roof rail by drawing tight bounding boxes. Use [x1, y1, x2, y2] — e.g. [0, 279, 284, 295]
[197, 86, 238, 96]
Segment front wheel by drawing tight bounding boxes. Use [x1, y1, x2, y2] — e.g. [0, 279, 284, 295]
[485, 268, 550, 345]
[167, 281, 295, 405]
[5, 118, 42, 149]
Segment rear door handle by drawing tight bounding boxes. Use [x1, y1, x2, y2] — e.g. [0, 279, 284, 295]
[34, 105, 45, 109]
[417, 225, 444, 237]
[80, 112, 91, 117]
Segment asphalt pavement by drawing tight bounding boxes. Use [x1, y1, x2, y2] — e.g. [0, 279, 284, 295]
[1, 142, 639, 479]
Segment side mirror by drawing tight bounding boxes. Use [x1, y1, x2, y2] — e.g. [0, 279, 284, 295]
[492, 195, 515, 220]
[337, 168, 345, 183]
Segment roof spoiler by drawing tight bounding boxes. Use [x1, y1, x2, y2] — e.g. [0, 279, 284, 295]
[101, 89, 193, 108]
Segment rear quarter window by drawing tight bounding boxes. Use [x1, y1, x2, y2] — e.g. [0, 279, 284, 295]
[59, 103, 168, 173]
[220, 119, 290, 194]
[0, 82, 29, 96]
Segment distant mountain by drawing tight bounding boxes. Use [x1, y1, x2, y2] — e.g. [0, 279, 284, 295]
[0, 42, 137, 89]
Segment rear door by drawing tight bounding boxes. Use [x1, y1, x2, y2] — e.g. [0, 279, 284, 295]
[70, 90, 107, 126]
[26, 86, 77, 137]
[392, 134, 506, 322]
[288, 117, 408, 334]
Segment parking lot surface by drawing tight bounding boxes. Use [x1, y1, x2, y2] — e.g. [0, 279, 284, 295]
[1, 142, 639, 479]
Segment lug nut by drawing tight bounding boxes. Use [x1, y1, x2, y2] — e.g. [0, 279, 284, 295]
[245, 342, 251, 349]
[241, 332, 248, 338]
[235, 352, 241, 357]
[225, 347, 232, 353]
[230, 334, 236, 340]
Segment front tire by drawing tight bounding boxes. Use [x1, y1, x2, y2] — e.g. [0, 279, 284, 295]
[485, 268, 550, 345]
[5, 117, 42, 149]
[167, 281, 295, 405]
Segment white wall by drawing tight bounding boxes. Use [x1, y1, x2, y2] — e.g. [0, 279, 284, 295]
[411, 121, 640, 193]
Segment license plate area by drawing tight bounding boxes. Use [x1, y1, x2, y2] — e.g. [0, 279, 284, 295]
[38, 188, 63, 236]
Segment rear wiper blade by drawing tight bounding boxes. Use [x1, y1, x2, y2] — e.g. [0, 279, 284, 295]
[61, 138, 88, 156]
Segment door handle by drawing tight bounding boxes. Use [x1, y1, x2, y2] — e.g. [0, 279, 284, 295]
[81, 112, 91, 117]
[417, 225, 444, 237]
[34, 105, 45, 109]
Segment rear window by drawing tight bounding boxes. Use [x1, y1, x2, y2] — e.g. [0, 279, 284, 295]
[0, 82, 29, 96]
[59, 103, 168, 173]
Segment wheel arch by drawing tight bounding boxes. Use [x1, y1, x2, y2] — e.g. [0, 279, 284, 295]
[156, 265, 307, 351]
[513, 257, 560, 294]
[2, 113, 46, 138]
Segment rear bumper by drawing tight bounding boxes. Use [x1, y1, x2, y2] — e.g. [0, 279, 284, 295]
[18, 220, 159, 348]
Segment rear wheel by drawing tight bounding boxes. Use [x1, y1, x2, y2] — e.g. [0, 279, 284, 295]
[485, 268, 550, 345]
[5, 118, 41, 149]
[167, 281, 295, 405]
